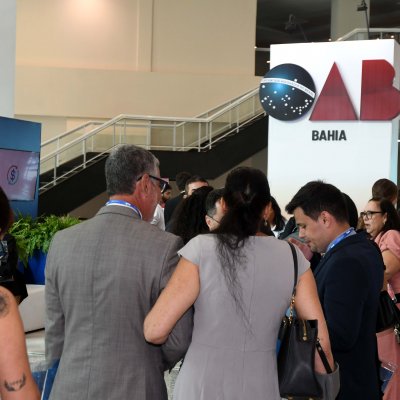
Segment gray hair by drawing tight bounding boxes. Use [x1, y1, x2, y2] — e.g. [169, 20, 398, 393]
[105, 144, 159, 196]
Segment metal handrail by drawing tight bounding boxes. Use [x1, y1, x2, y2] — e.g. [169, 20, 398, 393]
[39, 87, 264, 192]
[41, 88, 258, 149]
[337, 27, 400, 41]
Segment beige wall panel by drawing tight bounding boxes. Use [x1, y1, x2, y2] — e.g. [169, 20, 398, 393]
[15, 66, 260, 118]
[16, 0, 140, 70]
[152, 0, 257, 74]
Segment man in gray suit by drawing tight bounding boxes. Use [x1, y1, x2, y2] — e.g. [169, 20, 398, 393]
[45, 144, 193, 400]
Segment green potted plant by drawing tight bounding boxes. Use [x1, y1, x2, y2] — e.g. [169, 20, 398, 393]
[9, 214, 81, 284]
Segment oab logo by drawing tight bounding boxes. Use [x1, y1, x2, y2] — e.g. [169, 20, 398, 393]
[7, 165, 19, 185]
[259, 64, 316, 121]
[260, 60, 400, 122]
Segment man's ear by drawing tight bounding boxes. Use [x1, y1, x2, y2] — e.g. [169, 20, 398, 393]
[320, 211, 332, 226]
[137, 174, 151, 195]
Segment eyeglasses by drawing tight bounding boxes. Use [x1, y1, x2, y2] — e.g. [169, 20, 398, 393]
[206, 214, 220, 224]
[360, 211, 383, 220]
[137, 174, 168, 192]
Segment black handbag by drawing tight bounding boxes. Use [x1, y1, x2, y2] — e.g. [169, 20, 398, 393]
[278, 243, 332, 400]
[0, 240, 13, 282]
[376, 290, 400, 342]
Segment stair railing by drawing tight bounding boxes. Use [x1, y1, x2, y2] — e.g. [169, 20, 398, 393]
[39, 87, 264, 192]
[337, 27, 400, 41]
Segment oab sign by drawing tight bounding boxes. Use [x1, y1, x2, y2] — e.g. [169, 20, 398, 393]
[265, 40, 400, 215]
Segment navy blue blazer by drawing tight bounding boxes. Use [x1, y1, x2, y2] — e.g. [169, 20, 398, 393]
[314, 232, 384, 400]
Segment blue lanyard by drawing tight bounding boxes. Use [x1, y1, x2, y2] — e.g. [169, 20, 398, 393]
[326, 227, 355, 253]
[105, 200, 142, 220]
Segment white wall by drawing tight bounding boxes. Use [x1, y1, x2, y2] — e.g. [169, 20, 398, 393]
[0, 0, 16, 117]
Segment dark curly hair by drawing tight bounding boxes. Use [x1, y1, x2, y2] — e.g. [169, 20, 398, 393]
[169, 186, 213, 244]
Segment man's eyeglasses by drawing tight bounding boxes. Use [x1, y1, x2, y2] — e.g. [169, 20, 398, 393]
[360, 211, 383, 220]
[206, 214, 220, 224]
[137, 174, 168, 192]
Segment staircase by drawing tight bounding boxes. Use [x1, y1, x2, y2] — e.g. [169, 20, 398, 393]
[38, 88, 267, 215]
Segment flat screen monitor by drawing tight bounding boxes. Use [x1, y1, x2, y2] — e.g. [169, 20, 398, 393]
[0, 148, 40, 201]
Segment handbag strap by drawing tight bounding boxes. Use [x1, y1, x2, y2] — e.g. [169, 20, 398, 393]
[287, 242, 298, 319]
[288, 242, 333, 374]
[288, 242, 298, 297]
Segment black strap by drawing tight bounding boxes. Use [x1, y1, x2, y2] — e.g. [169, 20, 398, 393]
[288, 242, 333, 374]
[288, 242, 298, 297]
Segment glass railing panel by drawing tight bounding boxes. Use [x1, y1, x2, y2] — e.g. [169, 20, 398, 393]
[209, 112, 232, 139]
[88, 125, 117, 153]
[148, 122, 175, 150]
[57, 141, 85, 168]
[39, 157, 56, 176]
[40, 141, 59, 161]
[179, 122, 206, 150]
[235, 96, 263, 124]
[123, 122, 151, 148]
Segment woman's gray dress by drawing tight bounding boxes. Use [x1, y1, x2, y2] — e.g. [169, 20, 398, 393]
[174, 234, 309, 400]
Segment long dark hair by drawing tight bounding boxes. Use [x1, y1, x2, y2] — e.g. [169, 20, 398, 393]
[170, 186, 213, 244]
[213, 167, 270, 316]
[269, 196, 286, 231]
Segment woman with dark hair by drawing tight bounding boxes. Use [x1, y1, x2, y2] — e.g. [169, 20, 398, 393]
[0, 187, 12, 235]
[0, 187, 39, 399]
[168, 185, 213, 244]
[265, 196, 287, 237]
[144, 167, 335, 399]
[0, 187, 28, 304]
[362, 197, 400, 399]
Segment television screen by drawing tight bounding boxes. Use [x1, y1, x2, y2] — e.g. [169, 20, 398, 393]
[0, 148, 40, 201]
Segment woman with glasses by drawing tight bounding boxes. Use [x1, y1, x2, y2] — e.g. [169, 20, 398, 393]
[144, 167, 335, 400]
[0, 187, 39, 399]
[362, 197, 400, 399]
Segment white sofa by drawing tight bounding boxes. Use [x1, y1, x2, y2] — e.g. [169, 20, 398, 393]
[19, 284, 45, 332]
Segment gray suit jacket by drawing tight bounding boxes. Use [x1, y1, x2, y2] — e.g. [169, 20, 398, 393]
[45, 205, 193, 400]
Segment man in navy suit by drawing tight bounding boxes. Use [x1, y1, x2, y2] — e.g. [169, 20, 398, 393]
[286, 181, 383, 400]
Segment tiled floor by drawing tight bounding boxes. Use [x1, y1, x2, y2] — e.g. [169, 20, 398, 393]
[25, 330, 178, 399]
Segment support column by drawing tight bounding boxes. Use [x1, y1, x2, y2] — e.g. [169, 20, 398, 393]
[331, 0, 370, 41]
[0, 0, 16, 117]
[136, 0, 154, 72]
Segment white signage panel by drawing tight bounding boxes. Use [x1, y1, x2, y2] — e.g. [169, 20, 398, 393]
[266, 40, 399, 215]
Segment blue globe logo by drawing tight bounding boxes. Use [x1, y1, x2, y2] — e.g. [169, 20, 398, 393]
[259, 63, 316, 121]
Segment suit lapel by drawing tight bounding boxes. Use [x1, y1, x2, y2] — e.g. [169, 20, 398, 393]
[313, 234, 360, 278]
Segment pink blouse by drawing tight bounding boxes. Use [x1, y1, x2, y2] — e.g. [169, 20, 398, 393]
[375, 229, 400, 294]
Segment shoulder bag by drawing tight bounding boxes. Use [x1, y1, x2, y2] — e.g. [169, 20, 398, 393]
[277, 242, 338, 399]
[376, 289, 400, 342]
